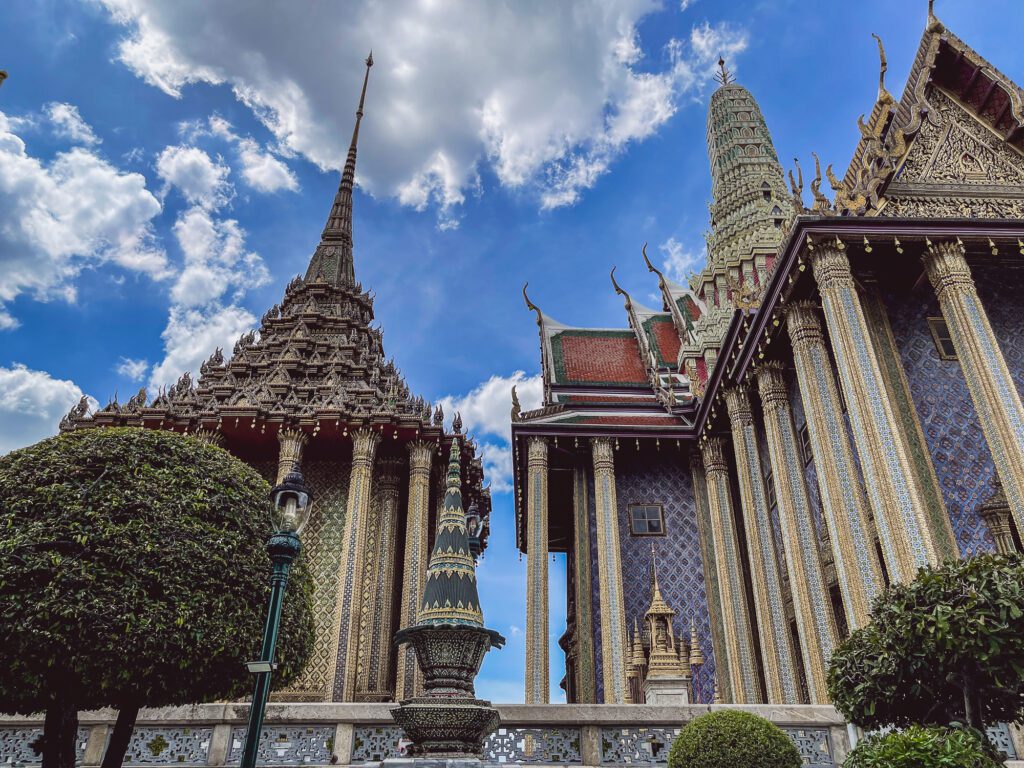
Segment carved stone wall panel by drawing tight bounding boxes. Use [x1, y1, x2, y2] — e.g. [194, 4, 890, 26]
[226, 726, 334, 764]
[124, 727, 213, 765]
[483, 727, 582, 765]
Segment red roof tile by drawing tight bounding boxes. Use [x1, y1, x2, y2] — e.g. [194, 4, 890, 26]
[648, 317, 681, 367]
[551, 330, 648, 386]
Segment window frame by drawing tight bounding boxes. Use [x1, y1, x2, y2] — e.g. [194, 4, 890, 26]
[764, 469, 778, 513]
[928, 316, 958, 361]
[628, 503, 667, 537]
[798, 423, 814, 465]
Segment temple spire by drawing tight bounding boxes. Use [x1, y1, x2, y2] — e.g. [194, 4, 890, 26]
[306, 52, 373, 286]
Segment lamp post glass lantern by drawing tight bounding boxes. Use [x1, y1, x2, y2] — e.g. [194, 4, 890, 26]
[239, 467, 312, 768]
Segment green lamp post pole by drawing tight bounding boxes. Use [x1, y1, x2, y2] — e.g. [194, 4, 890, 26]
[240, 468, 312, 768]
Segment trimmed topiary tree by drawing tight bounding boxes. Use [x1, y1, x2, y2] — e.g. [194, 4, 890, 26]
[668, 710, 801, 768]
[827, 553, 1024, 733]
[844, 726, 1003, 768]
[0, 428, 314, 768]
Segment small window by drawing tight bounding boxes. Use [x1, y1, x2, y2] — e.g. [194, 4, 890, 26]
[629, 504, 666, 536]
[764, 470, 777, 512]
[799, 423, 813, 465]
[928, 317, 957, 360]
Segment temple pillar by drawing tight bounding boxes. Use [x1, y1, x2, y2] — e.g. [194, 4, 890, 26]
[700, 436, 760, 703]
[786, 301, 884, 630]
[811, 240, 939, 580]
[688, 451, 731, 703]
[396, 440, 435, 700]
[756, 362, 839, 703]
[525, 436, 550, 704]
[276, 427, 308, 482]
[331, 428, 381, 700]
[590, 437, 629, 704]
[923, 240, 1024, 536]
[356, 457, 402, 699]
[723, 386, 800, 704]
[979, 479, 1019, 554]
[572, 465, 597, 703]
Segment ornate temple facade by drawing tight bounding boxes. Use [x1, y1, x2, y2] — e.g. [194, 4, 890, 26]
[60, 56, 491, 703]
[512, 9, 1024, 707]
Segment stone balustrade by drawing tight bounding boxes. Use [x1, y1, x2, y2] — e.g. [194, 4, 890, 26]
[1, 703, 1020, 767]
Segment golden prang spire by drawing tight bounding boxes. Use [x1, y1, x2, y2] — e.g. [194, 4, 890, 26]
[307, 52, 374, 287]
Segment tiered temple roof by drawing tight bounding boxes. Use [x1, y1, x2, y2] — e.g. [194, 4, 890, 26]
[61, 54, 490, 525]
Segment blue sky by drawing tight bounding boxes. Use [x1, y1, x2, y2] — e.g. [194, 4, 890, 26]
[1, 0, 1020, 703]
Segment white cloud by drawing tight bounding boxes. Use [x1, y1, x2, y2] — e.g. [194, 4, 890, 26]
[439, 371, 543, 493]
[149, 304, 256, 390]
[155, 144, 232, 208]
[680, 0, 697, 10]
[237, 137, 298, 193]
[46, 102, 100, 146]
[659, 236, 705, 282]
[0, 364, 96, 454]
[115, 356, 149, 381]
[170, 206, 269, 307]
[97, 0, 746, 221]
[0, 109, 167, 328]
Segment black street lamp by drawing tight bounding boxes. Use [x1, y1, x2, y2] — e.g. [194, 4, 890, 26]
[239, 468, 312, 768]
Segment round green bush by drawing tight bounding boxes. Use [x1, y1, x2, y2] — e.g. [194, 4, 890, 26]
[844, 726, 1002, 768]
[668, 710, 801, 768]
[0, 427, 314, 714]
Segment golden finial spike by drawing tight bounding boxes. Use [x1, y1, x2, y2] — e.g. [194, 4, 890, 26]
[610, 266, 628, 298]
[928, 0, 935, 17]
[522, 283, 543, 326]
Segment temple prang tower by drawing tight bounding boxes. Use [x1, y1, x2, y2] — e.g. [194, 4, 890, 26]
[62, 54, 492, 704]
[513, 9, 1024, 707]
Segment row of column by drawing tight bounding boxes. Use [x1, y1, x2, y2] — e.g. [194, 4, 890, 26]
[699, 237, 1024, 704]
[522, 238, 1024, 707]
[271, 428, 438, 702]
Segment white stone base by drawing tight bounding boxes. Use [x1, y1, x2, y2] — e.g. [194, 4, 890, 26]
[642, 676, 692, 706]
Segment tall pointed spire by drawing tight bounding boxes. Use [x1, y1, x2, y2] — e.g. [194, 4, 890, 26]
[306, 52, 373, 287]
[705, 60, 791, 271]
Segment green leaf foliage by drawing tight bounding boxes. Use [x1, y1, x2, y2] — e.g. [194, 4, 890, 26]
[827, 554, 1024, 730]
[667, 710, 801, 768]
[844, 726, 1002, 768]
[0, 428, 314, 714]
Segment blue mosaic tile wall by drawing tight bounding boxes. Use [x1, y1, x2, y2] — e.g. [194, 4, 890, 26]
[587, 448, 717, 703]
[586, 469, 605, 703]
[786, 371, 829, 547]
[975, 265, 1024, 402]
[881, 284, 997, 557]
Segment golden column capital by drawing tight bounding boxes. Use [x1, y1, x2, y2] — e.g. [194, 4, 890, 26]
[276, 427, 308, 483]
[407, 439, 435, 473]
[376, 456, 403, 497]
[756, 361, 789, 413]
[527, 435, 549, 464]
[590, 436, 614, 467]
[193, 427, 226, 448]
[784, 300, 825, 351]
[351, 428, 382, 467]
[723, 385, 754, 426]
[700, 436, 729, 475]
[810, 240, 856, 291]
[923, 239, 973, 299]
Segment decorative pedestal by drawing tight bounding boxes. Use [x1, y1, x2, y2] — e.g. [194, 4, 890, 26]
[642, 676, 692, 706]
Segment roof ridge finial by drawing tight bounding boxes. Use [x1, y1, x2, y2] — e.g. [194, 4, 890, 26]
[714, 55, 733, 86]
[314, 52, 374, 285]
[609, 266, 629, 299]
[641, 241, 665, 280]
[928, 0, 935, 18]
[523, 282, 543, 327]
[871, 33, 892, 103]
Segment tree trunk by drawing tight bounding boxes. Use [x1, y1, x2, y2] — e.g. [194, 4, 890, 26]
[962, 676, 985, 732]
[41, 691, 78, 768]
[101, 705, 139, 768]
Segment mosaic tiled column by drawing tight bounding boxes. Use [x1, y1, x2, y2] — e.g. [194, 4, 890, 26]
[396, 440, 435, 700]
[572, 464, 597, 703]
[700, 436, 759, 703]
[786, 301, 884, 630]
[812, 241, 939, 581]
[924, 240, 1024, 536]
[356, 457, 402, 699]
[689, 451, 731, 704]
[591, 437, 629, 704]
[757, 362, 839, 703]
[331, 428, 381, 701]
[724, 386, 800, 705]
[276, 428, 308, 483]
[525, 436, 550, 704]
